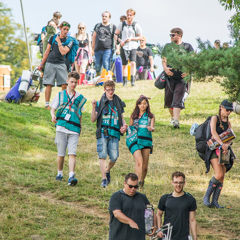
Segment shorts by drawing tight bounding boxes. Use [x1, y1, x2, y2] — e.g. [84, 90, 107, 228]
[164, 78, 186, 109]
[55, 131, 79, 156]
[120, 48, 137, 65]
[97, 133, 119, 162]
[43, 62, 67, 86]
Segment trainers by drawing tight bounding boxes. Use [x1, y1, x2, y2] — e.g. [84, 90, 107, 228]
[173, 120, 180, 128]
[101, 179, 108, 188]
[68, 176, 78, 186]
[56, 175, 63, 181]
[170, 118, 174, 126]
[45, 105, 51, 110]
[106, 172, 111, 183]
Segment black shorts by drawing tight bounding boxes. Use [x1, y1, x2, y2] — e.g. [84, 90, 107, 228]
[164, 78, 186, 109]
[120, 48, 137, 65]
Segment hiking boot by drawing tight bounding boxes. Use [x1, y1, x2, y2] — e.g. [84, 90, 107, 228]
[68, 176, 78, 186]
[106, 172, 111, 183]
[101, 179, 108, 188]
[45, 105, 51, 110]
[173, 120, 180, 128]
[56, 175, 63, 181]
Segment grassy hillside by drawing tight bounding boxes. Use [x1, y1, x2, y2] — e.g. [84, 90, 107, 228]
[0, 80, 239, 240]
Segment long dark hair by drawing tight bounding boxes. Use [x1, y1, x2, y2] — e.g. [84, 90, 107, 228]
[131, 95, 154, 120]
[218, 105, 229, 130]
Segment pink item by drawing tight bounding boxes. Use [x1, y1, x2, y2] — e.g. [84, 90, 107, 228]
[83, 80, 88, 85]
[78, 73, 85, 85]
[138, 66, 143, 73]
[75, 45, 93, 65]
[148, 70, 152, 80]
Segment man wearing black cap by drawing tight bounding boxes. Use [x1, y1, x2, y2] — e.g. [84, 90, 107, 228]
[162, 28, 194, 128]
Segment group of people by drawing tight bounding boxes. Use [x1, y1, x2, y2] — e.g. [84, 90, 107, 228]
[37, 8, 236, 240]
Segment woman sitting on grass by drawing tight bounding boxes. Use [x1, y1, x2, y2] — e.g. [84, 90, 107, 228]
[126, 95, 155, 189]
[203, 99, 235, 208]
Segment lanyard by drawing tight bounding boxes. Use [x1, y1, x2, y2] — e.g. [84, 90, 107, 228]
[66, 90, 76, 112]
[108, 104, 116, 115]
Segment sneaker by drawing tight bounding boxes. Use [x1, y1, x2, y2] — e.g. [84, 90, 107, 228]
[106, 172, 111, 183]
[173, 120, 180, 128]
[101, 179, 108, 188]
[170, 118, 174, 126]
[56, 175, 63, 181]
[45, 105, 51, 110]
[68, 176, 78, 186]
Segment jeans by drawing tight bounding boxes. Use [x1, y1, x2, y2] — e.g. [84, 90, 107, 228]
[94, 49, 112, 73]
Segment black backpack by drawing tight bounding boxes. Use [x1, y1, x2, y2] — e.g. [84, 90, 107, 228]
[195, 117, 212, 154]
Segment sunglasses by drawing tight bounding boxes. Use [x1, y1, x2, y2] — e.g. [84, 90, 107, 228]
[222, 106, 233, 112]
[127, 183, 139, 189]
[62, 23, 71, 28]
[173, 181, 185, 185]
[170, 34, 176, 37]
[79, 27, 85, 30]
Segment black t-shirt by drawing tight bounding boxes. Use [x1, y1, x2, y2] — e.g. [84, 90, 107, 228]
[47, 35, 73, 64]
[162, 42, 194, 81]
[136, 47, 153, 69]
[109, 189, 150, 240]
[158, 192, 197, 240]
[93, 23, 116, 51]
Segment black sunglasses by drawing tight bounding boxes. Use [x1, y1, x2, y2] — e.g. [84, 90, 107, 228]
[127, 183, 139, 189]
[62, 23, 71, 28]
[79, 27, 85, 30]
[222, 106, 233, 112]
[170, 34, 176, 37]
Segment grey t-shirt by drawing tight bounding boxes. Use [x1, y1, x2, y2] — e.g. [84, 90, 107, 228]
[117, 21, 142, 50]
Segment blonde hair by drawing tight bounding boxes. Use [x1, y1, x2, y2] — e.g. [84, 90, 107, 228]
[127, 8, 136, 16]
[76, 22, 86, 39]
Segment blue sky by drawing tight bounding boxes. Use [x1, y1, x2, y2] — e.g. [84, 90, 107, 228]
[3, 0, 235, 72]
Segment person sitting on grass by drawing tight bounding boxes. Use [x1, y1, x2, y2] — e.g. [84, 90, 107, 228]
[50, 71, 87, 186]
[126, 95, 155, 189]
[91, 80, 127, 188]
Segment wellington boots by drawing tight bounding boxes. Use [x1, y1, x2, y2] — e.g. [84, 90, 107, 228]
[131, 75, 135, 87]
[123, 76, 127, 87]
[211, 182, 224, 208]
[78, 73, 85, 85]
[203, 180, 217, 207]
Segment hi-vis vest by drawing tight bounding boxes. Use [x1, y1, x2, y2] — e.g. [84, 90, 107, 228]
[56, 90, 87, 134]
[126, 113, 152, 154]
[98, 102, 120, 139]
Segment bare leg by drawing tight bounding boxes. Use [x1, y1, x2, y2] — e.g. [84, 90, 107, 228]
[210, 158, 226, 182]
[122, 65, 128, 77]
[99, 158, 107, 179]
[168, 108, 174, 118]
[141, 148, 151, 182]
[57, 156, 65, 171]
[106, 160, 115, 173]
[173, 108, 181, 121]
[69, 154, 76, 173]
[130, 61, 136, 76]
[45, 85, 53, 102]
[80, 60, 88, 74]
[75, 61, 80, 74]
[133, 150, 143, 180]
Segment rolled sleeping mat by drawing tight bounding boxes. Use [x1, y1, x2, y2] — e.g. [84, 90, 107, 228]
[19, 70, 31, 95]
[233, 102, 240, 115]
[115, 57, 123, 83]
[5, 77, 23, 103]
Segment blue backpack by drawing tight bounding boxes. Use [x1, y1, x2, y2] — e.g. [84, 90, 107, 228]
[52, 34, 79, 65]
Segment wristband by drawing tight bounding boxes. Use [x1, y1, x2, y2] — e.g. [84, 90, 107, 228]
[124, 124, 128, 128]
[219, 144, 223, 149]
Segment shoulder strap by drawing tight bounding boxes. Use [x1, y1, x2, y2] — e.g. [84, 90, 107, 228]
[51, 34, 58, 50]
[95, 23, 101, 32]
[122, 21, 126, 31]
[110, 23, 114, 34]
[183, 42, 190, 51]
[132, 21, 137, 35]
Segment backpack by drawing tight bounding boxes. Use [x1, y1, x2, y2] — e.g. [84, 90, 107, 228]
[52, 34, 79, 65]
[121, 21, 137, 36]
[195, 117, 212, 154]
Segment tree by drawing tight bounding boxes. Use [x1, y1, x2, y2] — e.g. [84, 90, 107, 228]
[0, 2, 30, 84]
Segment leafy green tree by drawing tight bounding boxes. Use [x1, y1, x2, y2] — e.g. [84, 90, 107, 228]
[0, 2, 30, 84]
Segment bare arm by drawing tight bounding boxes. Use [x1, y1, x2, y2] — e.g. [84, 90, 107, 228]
[113, 209, 139, 229]
[120, 114, 127, 134]
[149, 56, 154, 72]
[147, 115, 155, 132]
[189, 211, 198, 240]
[129, 33, 142, 42]
[91, 100, 97, 122]
[92, 31, 97, 50]
[129, 117, 133, 126]
[156, 209, 164, 238]
[38, 43, 51, 70]
[162, 57, 173, 76]
[51, 108, 57, 123]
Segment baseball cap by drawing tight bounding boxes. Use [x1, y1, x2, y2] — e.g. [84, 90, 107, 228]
[221, 99, 233, 110]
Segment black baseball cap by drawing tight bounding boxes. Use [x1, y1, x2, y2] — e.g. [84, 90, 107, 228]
[221, 99, 233, 110]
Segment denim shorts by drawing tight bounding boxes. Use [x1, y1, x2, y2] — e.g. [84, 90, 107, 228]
[55, 131, 79, 156]
[97, 133, 119, 162]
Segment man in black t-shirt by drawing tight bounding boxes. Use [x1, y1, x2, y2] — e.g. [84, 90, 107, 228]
[162, 28, 194, 128]
[108, 173, 156, 240]
[92, 11, 116, 75]
[136, 37, 154, 80]
[38, 21, 73, 109]
[156, 172, 198, 240]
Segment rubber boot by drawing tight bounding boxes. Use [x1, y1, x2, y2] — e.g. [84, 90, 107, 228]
[78, 73, 85, 85]
[203, 177, 218, 207]
[211, 182, 224, 208]
[131, 75, 135, 87]
[123, 76, 127, 87]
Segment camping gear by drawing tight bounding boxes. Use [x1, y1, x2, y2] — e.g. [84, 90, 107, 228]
[5, 77, 23, 103]
[151, 223, 173, 240]
[19, 70, 31, 95]
[127, 62, 131, 81]
[155, 71, 169, 89]
[144, 205, 154, 235]
[86, 68, 96, 80]
[207, 128, 236, 150]
[115, 57, 123, 83]
[233, 102, 240, 115]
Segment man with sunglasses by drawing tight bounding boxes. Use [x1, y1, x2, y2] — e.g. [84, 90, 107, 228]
[156, 172, 198, 240]
[38, 21, 73, 110]
[92, 11, 116, 76]
[91, 80, 127, 188]
[109, 173, 156, 240]
[162, 28, 194, 128]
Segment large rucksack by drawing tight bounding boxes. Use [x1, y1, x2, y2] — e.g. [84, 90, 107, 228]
[52, 34, 79, 66]
[121, 21, 137, 36]
[195, 116, 212, 154]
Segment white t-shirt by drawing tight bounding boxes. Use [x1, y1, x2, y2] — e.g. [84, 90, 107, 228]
[50, 92, 85, 135]
[117, 22, 142, 50]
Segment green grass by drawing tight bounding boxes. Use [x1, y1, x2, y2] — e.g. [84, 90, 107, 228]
[0, 80, 239, 239]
